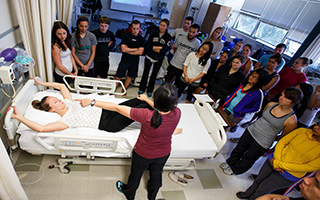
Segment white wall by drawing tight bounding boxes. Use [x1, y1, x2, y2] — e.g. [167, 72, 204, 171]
[0, 0, 22, 149]
[0, 0, 22, 51]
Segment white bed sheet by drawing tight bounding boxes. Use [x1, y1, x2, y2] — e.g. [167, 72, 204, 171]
[16, 91, 218, 158]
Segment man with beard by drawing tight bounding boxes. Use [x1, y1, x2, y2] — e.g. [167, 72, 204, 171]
[165, 24, 201, 86]
[168, 16, 194, 61]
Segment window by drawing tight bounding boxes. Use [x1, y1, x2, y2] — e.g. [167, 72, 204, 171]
[253, 22, 287, 46]
[283, 39, 301, 57]
[233, 14, 259, 35]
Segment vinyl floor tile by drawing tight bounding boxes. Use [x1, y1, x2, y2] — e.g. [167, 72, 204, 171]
[196, 169, 223, 189]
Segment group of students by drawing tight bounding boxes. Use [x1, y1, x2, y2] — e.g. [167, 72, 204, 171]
[156, 17, 320, 200]
[52, 16, 115, 83]
[42, 14, 320, 200]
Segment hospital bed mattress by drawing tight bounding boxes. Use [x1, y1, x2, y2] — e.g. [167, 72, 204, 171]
[16, 91, 218, 159]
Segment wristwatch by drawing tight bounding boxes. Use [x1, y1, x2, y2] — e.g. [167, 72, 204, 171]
[90, 99, 96, 107]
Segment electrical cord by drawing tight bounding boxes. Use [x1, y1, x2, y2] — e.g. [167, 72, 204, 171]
[14, 163, 45, 185]
[9, 149, 45, 185]
[1, 83, 16, 99]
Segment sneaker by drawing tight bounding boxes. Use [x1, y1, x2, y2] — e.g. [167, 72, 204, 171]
[219, 162, 230, 170]
[116, 180, 124, 193]
[138, 90, 143, 95]
[222, 167, 235, 176]
[236, 191, 248, 199]
[173, 171, 194, 182]
[147, 92, 152, 97]
[121, 89, 127, 97]
[168, 172, 188, 186]
[230, 137, 240, 143]
[230, 125, 238, 133]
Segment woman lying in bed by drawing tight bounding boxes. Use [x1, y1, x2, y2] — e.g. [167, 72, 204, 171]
[10, 78, 181, 134]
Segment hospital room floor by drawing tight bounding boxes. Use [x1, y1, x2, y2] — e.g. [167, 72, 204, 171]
[12, 82, 269, 200]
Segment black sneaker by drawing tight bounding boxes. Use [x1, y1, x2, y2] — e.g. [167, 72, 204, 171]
[116, 180, 124, 193]
[236, 191, 248, 199]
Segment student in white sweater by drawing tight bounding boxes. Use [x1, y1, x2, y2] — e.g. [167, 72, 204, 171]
[177, 41, 213, 103]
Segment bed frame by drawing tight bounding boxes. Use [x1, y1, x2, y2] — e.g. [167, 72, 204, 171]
[4, 76, 226, 173]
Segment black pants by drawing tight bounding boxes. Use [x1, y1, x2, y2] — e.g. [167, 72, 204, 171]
[94, 59, 110, 78]
[122, 151, 170, 200]
[139, 58, 163, 94]
[226, 129, 267, 174]
[54, 72, 72, 84]
[244, 160, 294, 200]
[177, 77, 199, 102]
[165, 64, 182, 87]
[98, 98, 152, 132]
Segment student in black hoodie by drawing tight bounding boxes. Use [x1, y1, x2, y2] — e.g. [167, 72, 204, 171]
[138, 19, 172, 97]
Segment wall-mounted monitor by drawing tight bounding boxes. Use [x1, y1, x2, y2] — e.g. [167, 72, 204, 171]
[110, 0, 152, 15]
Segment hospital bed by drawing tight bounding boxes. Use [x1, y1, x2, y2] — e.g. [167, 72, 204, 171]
[4, 76, 226, 174]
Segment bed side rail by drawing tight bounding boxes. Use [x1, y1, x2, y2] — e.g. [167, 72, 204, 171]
[35, 133, 132, 154]
[194, 99, 227, 155]
[4, 78, 42, 150]
[63, 75, 126, 95]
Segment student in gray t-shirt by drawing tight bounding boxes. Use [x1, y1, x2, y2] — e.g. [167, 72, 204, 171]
[168, 16, 194, 62]
[71, 16, 97, 77]
[165, 24, 201, 86]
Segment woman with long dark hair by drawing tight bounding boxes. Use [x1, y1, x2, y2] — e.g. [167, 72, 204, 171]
[220, 87, 302, 176]
[193, 50, 229, 95]
[51, 21, 78, 83]
[207, 54, 246, 104]
[138, 18, 172, 97]
[177, 41, 213, 103]
[222, 69, 267, 132]
[71, 16, 97, 77]
[114, 83, 181, 200]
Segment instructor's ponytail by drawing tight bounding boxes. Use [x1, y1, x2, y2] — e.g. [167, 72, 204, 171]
[151, 109, 162, 129]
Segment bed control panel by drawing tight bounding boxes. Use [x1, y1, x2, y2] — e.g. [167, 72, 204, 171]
[54, 139, 118, 152]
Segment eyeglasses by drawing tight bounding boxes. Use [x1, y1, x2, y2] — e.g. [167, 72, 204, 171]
[250, 74, 259, 80]
[201, 46, 210, 52]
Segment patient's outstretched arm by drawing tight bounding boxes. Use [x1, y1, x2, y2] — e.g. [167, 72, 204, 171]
[9, 106, 68, 132]
[31, 78, 72, 100]
[76, 99, 132, 119]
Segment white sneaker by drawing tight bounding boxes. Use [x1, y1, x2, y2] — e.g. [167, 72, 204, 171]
[173, 171, 194, 182]
[168, 172, 188, 187]
[222, 167, 235, 176]
[219, 162, 230, 170]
